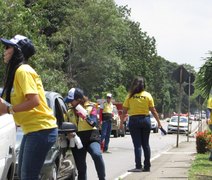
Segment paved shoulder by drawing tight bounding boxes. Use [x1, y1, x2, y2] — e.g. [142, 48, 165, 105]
[122, 140, 196, 180]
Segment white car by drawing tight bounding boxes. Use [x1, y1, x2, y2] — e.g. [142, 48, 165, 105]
[0, 113, 16, 180]
[150, 113, 158, 133]
[167, 116, 189, 134]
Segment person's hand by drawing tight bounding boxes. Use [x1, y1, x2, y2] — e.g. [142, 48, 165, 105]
[0, 98, 8, 115]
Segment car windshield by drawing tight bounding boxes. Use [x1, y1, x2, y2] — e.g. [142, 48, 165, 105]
[170, 116, 188, 123]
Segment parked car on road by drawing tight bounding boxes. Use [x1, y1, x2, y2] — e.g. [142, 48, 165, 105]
[0, 88, 16, 180]
[14, 91, 77, 180]
[111, 105, 125, 137]
[150, 113, 158, 133]
[167, 116, 190, 134]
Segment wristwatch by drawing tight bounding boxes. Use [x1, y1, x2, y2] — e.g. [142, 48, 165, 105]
[7, 105, 15, 115]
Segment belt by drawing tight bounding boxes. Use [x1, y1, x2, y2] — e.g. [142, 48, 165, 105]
[130, 114, 150, 118]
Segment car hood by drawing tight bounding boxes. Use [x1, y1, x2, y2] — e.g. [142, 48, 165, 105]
[168, 122, 188, 126]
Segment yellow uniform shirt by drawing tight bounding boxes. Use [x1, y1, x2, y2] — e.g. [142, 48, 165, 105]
[11, 64, 57, 134]
[69, 101, 97, 132]
[207, 97, 212, 124]
[101, 101, 113, 114]
[123, 91, 154, 116]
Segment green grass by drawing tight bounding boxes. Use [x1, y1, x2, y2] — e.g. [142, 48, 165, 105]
[189, 152, 212, 180]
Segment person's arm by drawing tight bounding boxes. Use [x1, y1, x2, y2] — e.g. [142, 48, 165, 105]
[149, 107, 162, 128]
[99, 108, 103, 124]
[206, 108, 211, 124]
[120, 107, 128, 129]
[0, 94, 40, 115]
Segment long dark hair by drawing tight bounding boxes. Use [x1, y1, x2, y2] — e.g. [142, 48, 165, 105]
[129, 76, 146, 98]
[1, 48, 25, 103]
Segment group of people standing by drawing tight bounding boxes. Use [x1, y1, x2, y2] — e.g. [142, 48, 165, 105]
[2, 34, 210, 180]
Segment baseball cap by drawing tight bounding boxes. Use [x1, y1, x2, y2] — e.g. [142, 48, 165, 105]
[0, 34, 35, 59]
[64, 88, 84, 103]
[106, 93, 112, 98]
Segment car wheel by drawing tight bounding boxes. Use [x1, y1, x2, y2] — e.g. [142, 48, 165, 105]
[120, 128, 125, 137]
[113, 130, 118, 138]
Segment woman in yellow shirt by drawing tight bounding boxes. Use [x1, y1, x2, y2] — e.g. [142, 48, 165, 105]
[0, 35, 57, 180]
[64, 88, 106, 180]
[120, 76, 162, 172]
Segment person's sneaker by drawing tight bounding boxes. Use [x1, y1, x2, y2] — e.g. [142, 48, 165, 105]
[142, 168, 150, 172]
[103, 150, 112, 153]
[128, 168, 142, 172]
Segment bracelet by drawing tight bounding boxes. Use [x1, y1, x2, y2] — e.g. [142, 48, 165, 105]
[7, 105, 15, 115]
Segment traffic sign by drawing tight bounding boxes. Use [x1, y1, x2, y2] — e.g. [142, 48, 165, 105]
[172, 65, 189, 83]
[184, 84, 195, 95]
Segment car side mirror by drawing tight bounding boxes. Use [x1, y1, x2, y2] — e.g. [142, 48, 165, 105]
[166, 118, 170, 122]
[58, 122, 77, 134]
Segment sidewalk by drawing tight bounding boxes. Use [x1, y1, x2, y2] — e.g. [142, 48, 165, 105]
[122, 139, 196, 180]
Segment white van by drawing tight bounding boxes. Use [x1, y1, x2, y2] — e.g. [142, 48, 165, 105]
[0, 113, 16, 180]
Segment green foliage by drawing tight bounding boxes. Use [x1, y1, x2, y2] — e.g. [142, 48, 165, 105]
[196, 52, 212, 98]
[0, 0, 206, 117]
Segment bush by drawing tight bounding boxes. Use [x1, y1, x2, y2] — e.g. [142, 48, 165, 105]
[196, 131, 208, 153]
[196, 130, 212, 153]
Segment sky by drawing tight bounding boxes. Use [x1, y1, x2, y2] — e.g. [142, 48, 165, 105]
[115, 0, 212, 71]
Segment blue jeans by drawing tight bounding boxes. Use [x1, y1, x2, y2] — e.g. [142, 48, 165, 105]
[129, 115, 151, 169]
[72, 141, 105, 180]
[18, 128, 58, 180]
[101, 119, 112, 151]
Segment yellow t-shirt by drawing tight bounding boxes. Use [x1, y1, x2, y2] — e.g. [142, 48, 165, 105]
[101, 101, 113, 114]
[11, 64, 57, 134]
[69, 101, 97, 132]
[123, 91, 154, 116]
[207, 97, 212, 124]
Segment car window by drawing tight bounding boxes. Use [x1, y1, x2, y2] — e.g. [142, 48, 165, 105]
[180, 117, 188, 123]
[171, 116, 188, 123]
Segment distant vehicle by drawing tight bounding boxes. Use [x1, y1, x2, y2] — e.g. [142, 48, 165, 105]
[189, 114, 195, 121]
[167, 116, 190, 134]
[14, 91, 77, 180]
[150, 113, 158, 133]
[0, 88, 16, 180]
[111, 105, 125, 137]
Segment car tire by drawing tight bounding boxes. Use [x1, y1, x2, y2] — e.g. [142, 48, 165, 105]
[120, 129, 125, 137]
[113, 130, 118, 138]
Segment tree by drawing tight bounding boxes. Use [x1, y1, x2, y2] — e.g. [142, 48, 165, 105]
[196, 52, 212, 98]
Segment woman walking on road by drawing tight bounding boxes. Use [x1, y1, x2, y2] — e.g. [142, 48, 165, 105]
[120, 76, 162, 172]
[0, 35, 58, 180]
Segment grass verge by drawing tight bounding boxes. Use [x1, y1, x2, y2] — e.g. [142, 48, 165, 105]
[188, 152, 212, 180]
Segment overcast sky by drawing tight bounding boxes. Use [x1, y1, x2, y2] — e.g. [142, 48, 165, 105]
[115, 0, 212, 71]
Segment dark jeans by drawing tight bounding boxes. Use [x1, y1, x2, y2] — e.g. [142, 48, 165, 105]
[72, 141, 105, 180]
[18, 128, 58, 180]
[101, 119, 112, 151]
[129, 115, 151, 169]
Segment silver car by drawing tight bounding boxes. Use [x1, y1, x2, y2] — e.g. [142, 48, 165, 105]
[167, 116, 189, 134]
